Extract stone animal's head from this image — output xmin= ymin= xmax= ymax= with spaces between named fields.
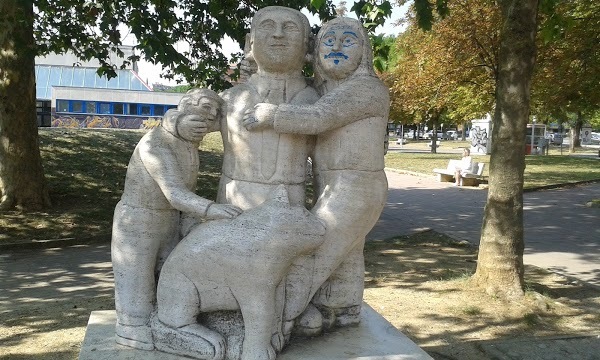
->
xmin=236 ymin=185 xmax=326 ymax=255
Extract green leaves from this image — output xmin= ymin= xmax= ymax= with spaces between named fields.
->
xmin=28 ymin=0 xmax=399 ymax=90
xmin=351 ymin=0 xmax=393 ymax=32
xmin=413 ymin=0 xmax=449 ymax=31
xmin=311 ymin=0 xmax=326 ymax=10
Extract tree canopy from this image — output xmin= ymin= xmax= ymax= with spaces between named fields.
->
xmin=387 ymin=1 xmax=500 ymax=133
xmin=31 ymin=0 xmax=396 ymax=90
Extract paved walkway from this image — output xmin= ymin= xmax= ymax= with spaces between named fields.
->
xmin=369 ymin=170 xmax=600 ymax=287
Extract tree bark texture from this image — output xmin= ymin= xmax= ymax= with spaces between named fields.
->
xmin=0 ymin=0 xmax=50 ymax=210
xmin=430 ymin=118 xmax=438 ymax=154
xmin=569 ymin=112 xmax=583 ymax=153
xmin=472 ymin=0 xmax=539 ymax=299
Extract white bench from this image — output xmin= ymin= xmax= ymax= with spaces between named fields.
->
xmin=427 ymin=141 xmax=441 ymax=148
xmin=433 ymin=159 xmax=485 ymax=186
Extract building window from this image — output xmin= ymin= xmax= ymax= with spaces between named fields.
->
xmin=114 ymin=103 xmax=125 ymax=115
xmin=140 ymin=104 xmax=152 ymax=116
xmin=86 ymin=102 xmax=96 ymax=113
xmin=72 ymin=100 xmax=84 ymax=113
xmin=128 ymin=103 xmax=139 ymax=115
xmin=56 ymin=100 xmax=69 ymax=112
xmin=99 ymin=103 xmax=111 ymax=114
xmin=36 ymin=100 xmax=51 ymax=127
xmin=154 ymin=105 xmax=165 ymax=116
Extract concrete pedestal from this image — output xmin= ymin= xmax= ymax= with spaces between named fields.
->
xmin=79 ymin=304 xmax=433 ymax=360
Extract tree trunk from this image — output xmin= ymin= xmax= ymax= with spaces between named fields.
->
xmin=430 ymin=118 xmax=438 ymax=154
xmin=0 ymin=0 xmax=50 ymax=211
xmin=569 ymin=112 xmax=583 ymax=153
xmin=471 ymin=0 xmax=539 ymax=299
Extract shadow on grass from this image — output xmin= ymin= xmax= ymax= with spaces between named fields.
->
xmin=364 ymin=234 xmax=600 ymax=359
xmin=0 ymin=351 xmax=78 ymax=360
xmin=1 ymin=129 xmax=224 ymax=243
xmin=364 ymin=231 xmax=477 ymax=292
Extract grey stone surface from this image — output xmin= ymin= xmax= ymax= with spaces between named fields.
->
xmin=79 ymin=305 xmax=433 ymax=360
xmin=154 ymin=186 xmax=326 ymax=360
xmin=243 ymin=16 xmax=390 ymax=332
xmin=140 ymin=9 xmax=391 ymax=359
xmin=111 ymin=89 xmax=242 ymax=351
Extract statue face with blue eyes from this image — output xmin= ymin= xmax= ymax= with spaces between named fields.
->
xmin=318 ymin=24 xmax=364 ymax=80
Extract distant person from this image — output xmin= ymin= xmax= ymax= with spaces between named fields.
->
xmin=455 ymin=148 xmax=473 ymax=186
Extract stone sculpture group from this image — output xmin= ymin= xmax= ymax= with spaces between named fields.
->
xmin=111 ymin=6 xmax=389 ymax=360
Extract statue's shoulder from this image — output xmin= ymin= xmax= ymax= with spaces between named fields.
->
xmin=220 ymin=82 xmax=257 ymax=102
xmin=351 ymin=75 xmax=389 ymax=100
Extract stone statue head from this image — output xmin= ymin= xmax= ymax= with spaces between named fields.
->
xmin=178 ymin=88 xmax=223 ymax=120
xmin=314 ymin=17 xmax=375 ymax=84
xmin=163 ymin=88 xmax=223 ymax=143
xmin=247 ymin=6 xmax=312 ymax=75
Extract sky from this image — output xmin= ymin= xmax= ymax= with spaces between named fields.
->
xmin=131 ymin=1 xmax=409 ymax=87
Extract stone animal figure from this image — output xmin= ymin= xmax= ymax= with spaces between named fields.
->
xmin=153 ymin=186 xmax=326 ymax=360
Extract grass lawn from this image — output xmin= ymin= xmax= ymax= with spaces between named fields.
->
xmin=1 ymin=129 xmax=599 ymax=244
xmin=0 ymin=128 xmax=224 ymax=244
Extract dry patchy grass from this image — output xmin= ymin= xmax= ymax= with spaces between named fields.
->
xmin=363 ymin=231 xmax=600 ymax=359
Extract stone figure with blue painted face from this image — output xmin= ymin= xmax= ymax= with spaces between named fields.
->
xmin=318 ymin=24 xmax=364 ymax=80
xmin=244 ymin=16 xmax=389 ymax=337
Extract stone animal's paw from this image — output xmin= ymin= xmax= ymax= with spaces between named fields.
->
xmin=179 ymin=325 xmax=226 ymax=360
xmin=152 ymin=319 xmax=226 ymax=360
xmin=209 ymin=334 xmax=226 ymax=360
xmin=271 ymin=331 xmax=285 ymax=352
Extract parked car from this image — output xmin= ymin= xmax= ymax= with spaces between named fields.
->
xmin=547 ymin=132 xmax=563 ymax=145
xmin=403 ymin=129 xmax=425 ymax=139
xmin=446 ymin=130 xmax=459 ymax=140
xmin=591 ymin=132 xmax=600 ymax=144
xmin=424 ymin=130 xmax=445 ymax=140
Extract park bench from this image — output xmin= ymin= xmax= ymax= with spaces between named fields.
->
xmin=427 ymin=140 xmax=441 ymax=148
xmin=433 ymin=159 xmax=485 ymax=186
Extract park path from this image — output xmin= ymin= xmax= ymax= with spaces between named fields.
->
xmin=368 ymin=170 xmax=600 ymax=286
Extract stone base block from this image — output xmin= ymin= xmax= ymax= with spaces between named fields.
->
xmin=79 ymin=304 xmax=433 ymax=360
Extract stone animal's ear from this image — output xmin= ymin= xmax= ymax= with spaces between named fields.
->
xmin=271 ymin=185 xmax=290 ymax=204
xmin=305 ymin=33 xmax=314 ymax=63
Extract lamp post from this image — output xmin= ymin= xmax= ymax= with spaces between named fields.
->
xmin=530 ymin=119 xmax=536 ymax=155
